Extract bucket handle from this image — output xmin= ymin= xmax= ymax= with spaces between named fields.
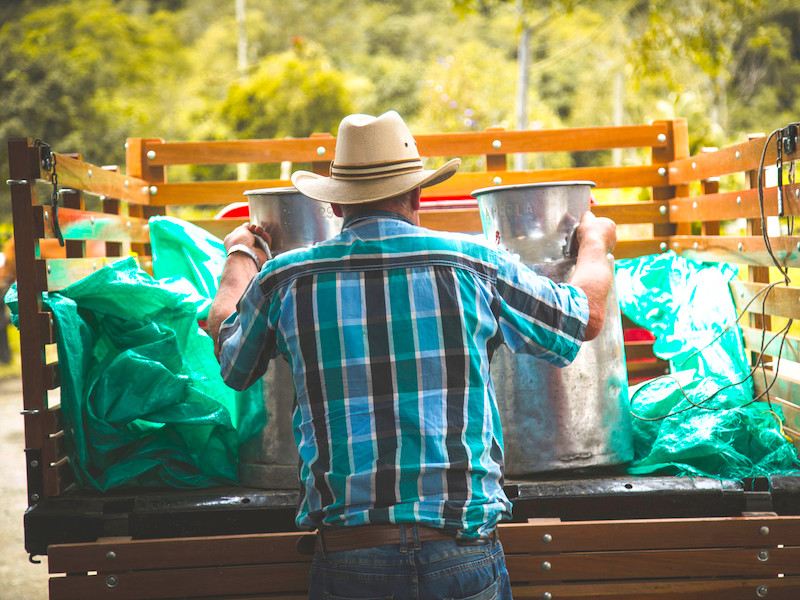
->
xmin=564 ymin=224 xmax=579 ymax=259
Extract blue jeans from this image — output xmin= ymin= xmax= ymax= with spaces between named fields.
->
xmin=308 ymin=524 xmax=512 ymax=599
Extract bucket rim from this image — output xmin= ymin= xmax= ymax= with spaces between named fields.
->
xmin=471 ymin=180 xmax=596 ymax=198
xmin=244 ymin=186 xmax=299 ymax=197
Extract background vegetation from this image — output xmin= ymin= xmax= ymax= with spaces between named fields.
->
xmin=1 ymin=0 xmax=800 ymax=222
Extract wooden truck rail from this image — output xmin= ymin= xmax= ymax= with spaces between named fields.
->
xmin=6 ymin=118 xmax=800 ymax=598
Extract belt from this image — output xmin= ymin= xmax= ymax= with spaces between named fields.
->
xmin=306 ymin=524 xmax=498 ymax=554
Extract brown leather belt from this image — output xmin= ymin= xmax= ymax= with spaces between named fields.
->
xmin=316 ymin=524 xmax=497 ymax=553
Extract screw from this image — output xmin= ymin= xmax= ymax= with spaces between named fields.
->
xmin=737 ymin=196 xmax=742 ymax=205
xmin=124 ymin=179 xmax=130 ymax=188
xmin=736 ymin=150 xmax=741 ymax=159
xmin=658 ymin=167 xmax=666 ymax=177
xmin=796 ymin=189 xmax=799 ymax=199
xmin=106 ymin=575 xmax=118 ymax=588
xmin=31 ymin=493 xmax=40 ymax=502
xmin=541 ymin=561 xmax=552 ymax=571
xmin=47 ymin=265 xmax=51 ymax=274
xmin=760 ymin=526 xmax=770 ymax=536
xmin=124 ymin=142 xmax=129 ymax=149
xmin=659 ymin=205 xmax=667 ymax=215
xmin=127 ymin=221 xmax=131 ymax=229
xmin=756 ymin=584 xmax=769 ymax=597
xmin=542 ymin=534 xmax=553 ymax=543
xmin=738 ymin=242 xmax=744 ymax=251
xmin=90 ymin=216 xmax=95 ymax=225
xmin=659 ymin=242 xmax=667 ymax=251
xmin=492 ymin=140 xmax=501 ymax=149
xmin=317 ymin=146 xmax=326 ymax=156
xmin=542 ymin=593 xmax=553 ymax=600
xmin=106 ymin=551 xmax=116 ymax=561
xmin=796 ymin=242 xmax=800 ymax=252
xmin=141 ymin=186 xmax=149 ymax=194
xmin=657 ymin=133 xmax=666 ymax=143
xmin=757 ymin=549 xmax=770 ymax=562
xmin=29 ymin=460 xmax=39 ymax=468
xmin=493 ymin=177 xmax=502 ymax=185
xmin=692 ymin=201 xmax=697 ymax=209
xmin=87 ymin=169 xmax=92 ymax=178
xmin=692 ymin=161 xmax=696 ymax=169
xmin=146 ymin=150 xmax=156 ymax=160
xmin=693 ymin=242 xmax=699 ymax=250
xmin=149 ymin=185 xmax=158 ymax=195
xmin=44 ymin=212 xmax=49 ymax=221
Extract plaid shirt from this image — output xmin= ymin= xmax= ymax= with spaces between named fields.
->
xmin=218 ymin=211 xmax=588 ymax=538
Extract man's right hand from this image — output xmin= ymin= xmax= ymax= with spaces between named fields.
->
xmin=575 ymin=211 xmax=616 ymax=256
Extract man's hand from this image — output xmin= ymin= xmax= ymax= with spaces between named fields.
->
xmin=224 ymin=223 xmax=272 ymax=265
xmin=570 ymin=211 xmax=617 ymax=341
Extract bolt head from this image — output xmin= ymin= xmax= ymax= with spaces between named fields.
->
xmin=760 ymin=526 xmax=770 ymax=536
xmin=736 ymin=196 xmax=742 ymax=205
xmin=692 ymin=201 xmax=697 ymax=209
xmin=106 ymin=551 xmax=116 ymax=560
xmin=493 ymin=176 xmax=502 ymax=185
xmin=541 ymin=561 xmax=552 ymax=571
xmin=124 ymin=179 xmax=130 ymax=188
xmin=31 ymin=493 xmax=40 ymax=502
xmin=317 ymin=146 xmax=326 ymax=156
xmin=658 ymin=167 xmax=666 ymax=177
xmin=691 ymin=162 xmax=696 ymax=169
xmin=657 ymin=133 xmax=666 ymax=143
xmin=146 ymin=150 xmax=156 ymax=160
xmin=757 ymin=549 xmax=770 ymax=562
xmin=492 ymin=139 xmax=501 ymax=149
xmin=736 ymin=150 xmax=741 ymax=159
xmin=796 ymin=189 xmax=799 ymax=199
xmin=738 ymin=243 xmax=743 ymax=251
xmin=756 ymin=584 xmax=769 ymax=597
xmin=542 ymin=533 xmax=553 ymax=543
xmin=30 ymin=460 xmax=39 ymax=468
xmin=542 ymin=593 xmax=553 ymax=600
xmin=87 ymin=169 xmax=93 ymax=178
xmin=149 ymin=185 xmax=158 ymax=195
xmin=659 ymin=242 xmax=667 ymax=252
xmin=106 ymin=575 xmax=119 ymax=588
xmin=659 ymin=205 xmax=667 ymax=215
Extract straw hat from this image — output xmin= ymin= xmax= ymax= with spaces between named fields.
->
xmin=291 ymin=111 xmax=460 ymax=204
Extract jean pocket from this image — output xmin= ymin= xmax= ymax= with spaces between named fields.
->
xmin=443 ymin=576 xmax=498 ymax=600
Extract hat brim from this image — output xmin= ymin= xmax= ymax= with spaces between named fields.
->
xmin=291 ymin=158 xmax=460 ymax=204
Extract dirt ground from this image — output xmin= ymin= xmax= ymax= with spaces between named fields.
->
xmin=0 ymin=376 xmax=49 ymax=599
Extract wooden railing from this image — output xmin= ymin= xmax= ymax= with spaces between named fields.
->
xmin=8 ymin=118 xmax=800 ymax=504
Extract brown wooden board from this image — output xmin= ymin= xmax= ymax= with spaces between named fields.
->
xmin=672 ymin=234 xmax=800 ymax=267
xmin=43 ymin=153 xmax=152 ymax=205
xmin=730 ymin=281 xmax=800 ymax=320
xmin=35 ymin=207 xmax=150 ymax=244
xmin=668 ymin=183 xmax=800 ymax=222
xmin=43 ymin=256 xmax=142 ymax=291
xmin=741 ymin=326 xmax=800 ymax=363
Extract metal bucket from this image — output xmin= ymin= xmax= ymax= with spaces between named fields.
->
xmin=238 ymin=187 xmax=343 ymax=489
xmin=473 ymin=182 xmax=633 ymax=475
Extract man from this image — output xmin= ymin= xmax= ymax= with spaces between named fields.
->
xmin=208 ymin=111 xmax=616 ymax=599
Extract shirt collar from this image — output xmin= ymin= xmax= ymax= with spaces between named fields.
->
xmin=342 ymin=209 xmax=415 ymax=230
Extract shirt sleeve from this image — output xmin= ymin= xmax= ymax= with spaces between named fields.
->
xmin=493 ymin=251 xmax=589 ymax=367
xmin=217 ymin=273 xmax=278 ymax=391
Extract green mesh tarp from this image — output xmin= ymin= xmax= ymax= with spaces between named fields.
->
xmin=615 ymin=251 xmax=799 ymax=480
xmin=5 ymin=217 xmax=265 ymax=490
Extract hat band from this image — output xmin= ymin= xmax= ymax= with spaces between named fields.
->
xmin=331 ymin=158 xmax=423 ymax=181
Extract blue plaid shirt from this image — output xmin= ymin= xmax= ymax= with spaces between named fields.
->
xmin=218 ymin=211 xmax=589 ymax=538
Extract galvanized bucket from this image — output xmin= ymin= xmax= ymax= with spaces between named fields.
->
xmin=238 ymin=187 xmax=343 ymax=489
xmin=473 ymin=182 xmax=633 ymax=475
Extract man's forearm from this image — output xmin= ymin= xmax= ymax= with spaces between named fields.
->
xmin=570 ymin=236 xmax=613 ymax=341
xmin=208 ymin=254 xmax=259 ymax=348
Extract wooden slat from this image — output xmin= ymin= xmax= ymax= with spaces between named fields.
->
xmin=499 ymin=517 xmax=800 ymax=553
xmin=141 ymin=125 xmax=668 ymax=167
xmin=752 ymin=368 xmax=800 ymax=403
xmin=624 ymin=340 xmax=658 ymax=361
xmin=672 ymin=234 xmax=800 ymax=267
xmin=741 ymin=326 xmax=800 ymax=363
xmin=668 ymin=134 xmax=799 ymax=185
xmin=34 ymin=206 xmax=150 ymax=244
xmin=505 ymin=547 xmax=800 ymax=582
xmin=44 ymin=256 xmax=141 ymax=291
xmin=668 ymin=183 xmax=800 ymax=222
xmin=593 ymin=201 xmax=669 ymax=225
xmin=730 ymin=280 xmax=800 ymax=320
xmin=48 ymin=532 xmax=311 ymax=573
xmin=48 ymin=562 xmax=312 ymax=600
xmin=43 ymin=153 xmax=152 ymax=205
xmin=512 ymin=578 xmax=800 ymax=600
xmin=626 ymin=359 xmax=670 ymax=379
xmin=615 ymin=238 xmax=667 ymax=259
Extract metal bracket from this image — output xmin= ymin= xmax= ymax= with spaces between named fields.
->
xmin=24 ymin=448 xmax=44 ymax=506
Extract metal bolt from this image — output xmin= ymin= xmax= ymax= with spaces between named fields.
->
xmin=90 ymin=216 xmax=95 ymax=225
xmin=738 ymin=242 xmax=744 ymax=251
xmin=736 ymin=150 xmax=741 ymax=159
xmin=141 ymin=186 xmax=149 ymax=194
xmin=736 ymin=196 xmax=742 ymax=205
xmin=146 ymin=150 xmax=156 ymax=160
xmin=760 ymin=526 xmax=770 ymax=536
xmin=796 ymin=242 xmax=800 ymax=252
xmin=44 ymin=212 xmax=49 ymax=221
xmin=657 ymin=133 xmax=666 ymax=143
xmin=542 ymin=593 xmax=553 ymax=600
xmin=659 ymin=205 xmax=667 ymax=215
xmin=29 ymin=460 xmax=39 ymax=468
xmin=106 ymin=575 xmax=118 ymax=589
xmin=692 ymin=161 xmax=696 ymax=169
xmin=106 ymin=551 xmax=116 ymax=561
xmin=658 ymin=167 xmax=666 ymax=177
xmin=47 ymin=265 xmax=51 ymax=274
xmin=149 ymin=185 xmax=158 ymax=195
xmin=124 ymin=179 xmax=130 ymax=188
xmin=693 ymin=242 xmax=699 ymax=250
xmin=796 ymin=189 xmax=799 ymax=199
xmin=124 ymin=142 xmax=129 ymax=149
xmin=492 ymin=139 xmax=502 ymax=149
xmin=757 ymin=549 xmax=770 ymax=562
xmin=127 ymin=221 xmax=131 ymax=229
xmin=31 ymin=493 xmax=40 ymax=502
xmin=493 ymin=176 xmax=502 ymax=185
xmin=317 ymin=146 xmax=326 ymax=156
xmin=692 ymin=201 xmax=697 ymax=209
xmin=757 ymin=584 xmax=769 ymax=597
xmin=87 ymin=169 xmax=92 ymax=178
xmin=542 ymin=534 xmax=553 ymax=543
xmin=541 ymin=561 xmax=552 ymax=571
xmin=659 ymin=242 xmax=667 ymax=251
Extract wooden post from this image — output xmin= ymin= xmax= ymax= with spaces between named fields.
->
xmin=126 ymin=138 xmax=165 ymax=258
xmin=651 ymin=119 xmax=689 ymax=241
xmin=310 ymin=132 xmax=335 ymax=176
xmin=745 ymin=133 xmax=771 ymax=350
xmin=485 ymin=127 xmax=508 ymax=173
xmin=700 ymin=147 xmax=721 ymax=236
